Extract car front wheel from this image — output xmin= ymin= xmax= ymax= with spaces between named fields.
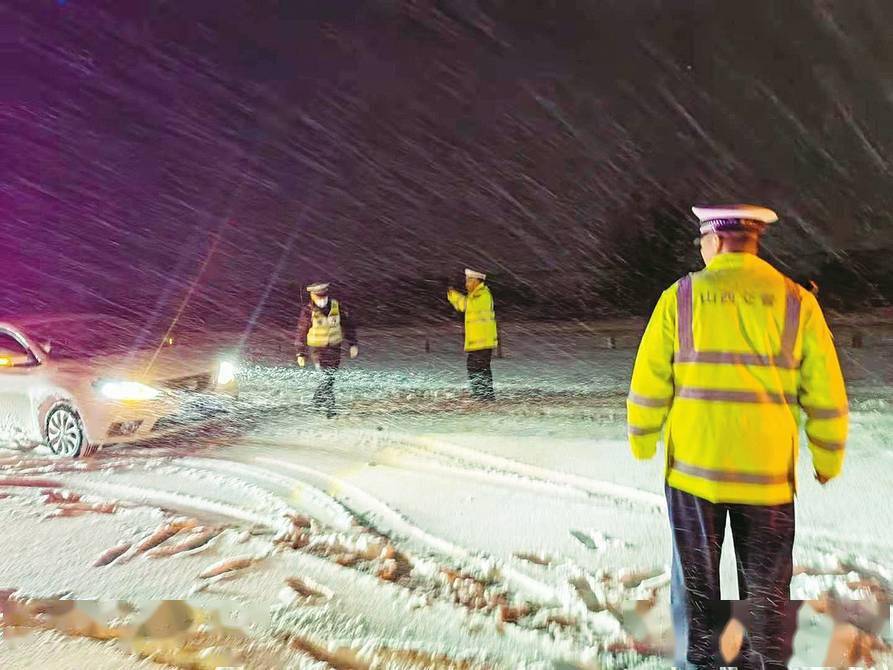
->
xmin=46 ymin=405 xmax=94 ymax=458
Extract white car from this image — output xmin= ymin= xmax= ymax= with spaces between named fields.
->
xmin=0 ymin=314 xmax=239 ymax=457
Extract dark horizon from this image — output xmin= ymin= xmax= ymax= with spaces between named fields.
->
xmin=4 ymin=0 xmax=893 ymax=328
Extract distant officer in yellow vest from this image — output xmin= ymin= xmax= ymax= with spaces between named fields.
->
xmin=447 ymin=268 xmax=498 ymax=401
xmin=627 ymin=204 xmax=848 ymax=670
xmin=295 ymin=282 xmax=358 ymax=417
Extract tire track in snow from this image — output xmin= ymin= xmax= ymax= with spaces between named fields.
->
xmin=74 ymin=450 xmax=569 ymax=609
xmin=168 ymin=456 xmax=355 ymax=531
xmin=350 ymin=430 xmax=666 ymax=510
xmin=38 ymin=454 xmax=352 ymax=534
xmin=254 ymin=455 xmax=563 ymax=606
xmin=349 ymin=431 xmax=893 ymax=554
xmin=232 ymin=431 xmax=893 ymax=557
xmin=50 ymin=477 xmax=278 ymax=528
xmin=155 ymin=452 xmax=628 ymax=641
xmin=83 ymin=428 xmax=890 ymax=611
xmin=229 ymin=430 xmax=665 ymax=512
xmin=46 ymin=458 xmax=565 ymax=609
xmin=369 ymin=449 xmax=596 ymax=502
xmin=84 ymin=449 xmax=606 ymax=626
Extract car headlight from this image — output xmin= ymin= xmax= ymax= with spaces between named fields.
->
xmin=97 ymin=380 xmax=161 ymax=401
xmin=217 ymin=361 xmax=236 ymax=386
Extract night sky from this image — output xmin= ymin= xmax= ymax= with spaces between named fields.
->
xmin=3 ymin=0 xmax=893 ymax=328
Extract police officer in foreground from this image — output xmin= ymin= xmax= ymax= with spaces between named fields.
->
xmin=447 ymin=268 xmax=498 ymax=401
xmin=295 ymin=282 xmax=358 ymax=417
xmin=627 ymin=205 xmax=849 ymax=669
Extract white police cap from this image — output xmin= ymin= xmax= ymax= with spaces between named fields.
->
xmin=692 ymin=204 xmax=778 ymax=235
xmin=464 ymin=268 xmax=486 ymax=280
xmin=306 ymin=282 xmax=330 ymax=294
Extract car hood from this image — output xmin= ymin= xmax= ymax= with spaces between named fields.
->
xmin=49 ymin=343 xmax=233 ymax=385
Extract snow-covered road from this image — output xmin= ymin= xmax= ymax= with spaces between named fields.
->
xmin=1 ymin=332 xmax=892 ymax=668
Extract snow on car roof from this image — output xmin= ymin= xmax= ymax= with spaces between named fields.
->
xmin=0 ymin=315 xmax=137 ymax=342
xmin=6 ymin=315 xmax=158 ymax=359
xmin=8 ymin=314 xmax=132 ymax=329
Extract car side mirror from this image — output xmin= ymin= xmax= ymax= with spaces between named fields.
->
xmin=42 ymin=341 xmax=53 ymax=354
xmin=0 ymin=351 xmax=35 ymax=368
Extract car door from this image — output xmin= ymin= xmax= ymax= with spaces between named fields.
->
xmin=0 ymin=329 xmax=41 ymax=444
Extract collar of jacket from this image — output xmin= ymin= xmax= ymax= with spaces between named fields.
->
xmin=310 ymin=300 xmax=333 ymax=315
xmin=470 ymin=284 xmax=487 ymax=297
xmin=705 ymin=252 xmax=772 ymax=272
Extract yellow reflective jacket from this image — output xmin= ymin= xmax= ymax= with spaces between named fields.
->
xmin=306 ymin=299 xmax=343 ymax=348
xmin=627 ymin=253 xmax=848 ymax=505
xmin=448 ymin=284 xmax=498 ymax=351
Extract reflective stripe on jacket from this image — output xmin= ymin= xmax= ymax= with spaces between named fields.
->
xmin=448 ymin=284 xmax=498 ymax=351
xmin=306 ymin=299 xmax=344 ymax=348
xmin=627 ymin=253 xmax=848 ymax=505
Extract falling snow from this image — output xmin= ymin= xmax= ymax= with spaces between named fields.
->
xmin=2 ymin=1 xmax=893 ymax=668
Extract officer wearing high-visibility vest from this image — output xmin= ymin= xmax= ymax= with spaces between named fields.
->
xmin=295 ymin=282 xmax=358 ymax=417
xmin=627 ymin=204 xmax=848 ymax=670
xmin=447 ymin=269 xmax=498 ymax=401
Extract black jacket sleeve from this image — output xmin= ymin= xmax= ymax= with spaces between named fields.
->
xmin=340 ymin=303 xmax=358 ymax=347
xmin=294 ymin=304 xmax=312 ymax=356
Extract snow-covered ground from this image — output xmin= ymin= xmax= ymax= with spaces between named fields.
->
xmin=1 ymin=323 xmax=891 ymax=668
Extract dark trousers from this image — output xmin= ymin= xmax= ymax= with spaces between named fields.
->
xmin=466 ymin=348 xmax=495 ymax=400
xmin=666 ymin=485 xmax=797 ymax=670
xmin=310 ymin=347 xmax=341 ymax=417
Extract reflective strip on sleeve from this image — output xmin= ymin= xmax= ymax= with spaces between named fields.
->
xmin=801 ymin=405 xmax=849 ymax=419
xmin=628 ymin=392 xmax=674 ymax=408
xmin=671 ymin=460 xmax=792 ymax=485
xmin=628 ymin=425 xmax=663 ymax=436
xmin=807 ymin=435 xmax=846 ymax=452
xmin=675 ymin=387 xmax=797 ymax=405
xmin=780 ymin=280 xmax=802 ymax=362
xmin=677 ymin=274 xmax=694 ymax=352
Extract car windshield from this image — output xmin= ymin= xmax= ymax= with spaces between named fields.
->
xmin=25 ymin=319 xmax=153 ymax=360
